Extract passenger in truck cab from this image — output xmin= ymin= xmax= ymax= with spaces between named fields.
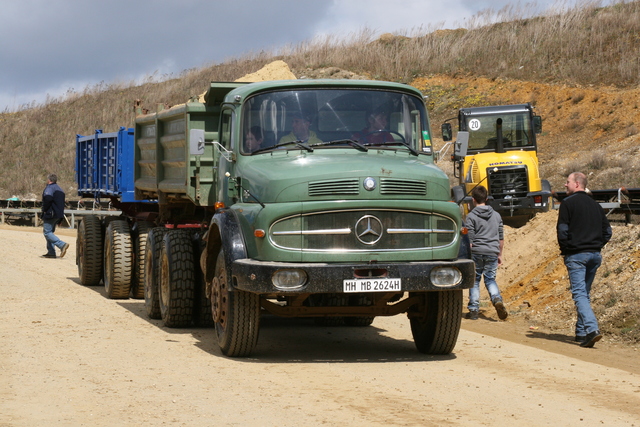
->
xmin=279 ymin=111 xmax=322 ymax=145
xmin=353 ymin=108 xmax=395 ymax=145
xmin=244 ymin=126 xmax=265 ymax=152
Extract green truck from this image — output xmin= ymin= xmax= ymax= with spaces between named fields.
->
xmin=77 ymin=79 xmax=474 ymax=357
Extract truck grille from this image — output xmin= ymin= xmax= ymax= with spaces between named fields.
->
xmin=309 ymin=179 xmax=359 ymax=196
xmin=380 ymin=178 xmax=427 ymax=195
xmin=269 ymin=209 xmax=457 ymax=252
xmin=488 ymin=166 xmax=528 ymax=198
xmin=308 ymin=178 xmax=427 ymax=196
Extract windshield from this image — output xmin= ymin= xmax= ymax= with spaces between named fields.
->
xmin=463 ymin=112 xmax=535 ymax=152
xmin=240 ymin=88 xmax=430 ymax=154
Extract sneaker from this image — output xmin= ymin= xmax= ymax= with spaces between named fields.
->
xmin=465 ymin=310 xmax=479 ymax=320
xmin=60 ymin=243 xmax=70 ymax=258
xmin=580 ymin=330 xmax=602 ymax=348
xmin=41 ymin=253 xmax=56 ymax=258
xmin=493 ymin=299 xmax=508 ymax=320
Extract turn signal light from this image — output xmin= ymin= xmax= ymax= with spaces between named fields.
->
xmin=254 ymin=229 xmax=265 ymax=238
xmin=214 ymin=201 xmax=225 ymax=210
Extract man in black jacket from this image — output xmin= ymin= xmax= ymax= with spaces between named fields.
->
xmin=557 ymin=172 xmax=612 ymax=348
xmin=41 ymin=174 xmax=69 ymax=258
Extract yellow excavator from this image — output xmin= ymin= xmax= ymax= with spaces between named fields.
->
xmin=441 ymin=103 xmax=552 ymax=227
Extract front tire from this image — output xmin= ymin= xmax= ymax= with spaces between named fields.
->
xmin=77 ymin=216 xmax=103 ymax=286
xmin=211 ymin=250 xmax=260 ymax=357
xmin=103 ymin=220 xmax=133 ymax=299
xmin=410 ymin=290 xmax=462 ymax=355
xmin=159 ymin=230 xmax=195 ymax=327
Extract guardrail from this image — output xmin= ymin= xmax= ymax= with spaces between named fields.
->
xmin=0 ymin=199 xmax=121 ymax=228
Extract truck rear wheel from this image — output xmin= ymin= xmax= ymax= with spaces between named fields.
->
xmin=131 ymin=221 xmax=152 ymax=299
xmin=211 ymin=250 xmax=260 ymax=357
xmin=103 ymin=220 xmax=133 ymax=299
xmin=191 ymin=232 xmax=213 ymax=327
xmin=344 ymin=295 xmax=375 ymax=326
xmin=410 ymin=290 xmax=462 ymax=355
xmin=159 ymin=230 xmax=195 ymax=327
xmin=77 ymin=216 xmax=103 ymax=286
xmin=144 ymin=227 xmax=165 ymax=319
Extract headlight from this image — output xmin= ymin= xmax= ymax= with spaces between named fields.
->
xmin=430 ymin=267 xmax=462 ymax=287
xmin=272 ymin=269 xmax=308 ymax=290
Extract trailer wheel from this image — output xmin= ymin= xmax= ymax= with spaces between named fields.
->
xmin=131 ymin=221 xmax=153 ymax=299
xmin=76 ymin=216 xmax=103 ymax=286
xmin=144 ymin=227 xmax=166 ymax=319
xmin=410 ymin=290 xmax=462 ymax=355
xmin=103 ymin=220 xmax=133 ymax=299
xmin=158 ymin=230 xmax=195 ymax=328
xmin=211 ymin=250 xmax=260 ymax=357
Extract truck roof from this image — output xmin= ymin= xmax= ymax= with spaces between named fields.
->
xmin=459 ymin=103 xmax=533 ymax=116
xmin=206 ymin=79 xmax=425 ymax=106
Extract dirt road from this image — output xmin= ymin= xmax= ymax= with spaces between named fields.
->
xmin=2 ymin=225 xmax=639 ymax=426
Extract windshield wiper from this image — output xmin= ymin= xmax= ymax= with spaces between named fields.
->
xmin=252 ymin=140 xmax=313 ymax=155
xmin=310 ymin=139 xmax=368 ymax=152
xmin=370 ymin=140 xmax=419 ymax=156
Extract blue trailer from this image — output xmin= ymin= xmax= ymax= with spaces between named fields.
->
xmin=75 ymin=127 xmax=158 ymax=302
xmin=76 ymin=127 xmax=137 ymax=202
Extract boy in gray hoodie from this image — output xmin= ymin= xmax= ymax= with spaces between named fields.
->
xmin=465 ymin=185 xmax=508 ymax=320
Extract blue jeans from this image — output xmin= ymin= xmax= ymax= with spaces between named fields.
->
xmin=564 ymin=252 xmax=602 ymax=336
xmin=43 ymin=218 xmax=66 ymax=255
xmin=468 ymin=254 xmax=503 ymax=311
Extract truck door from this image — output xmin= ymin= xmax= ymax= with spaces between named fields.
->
xmin=216 ymin=108 xmax=237 ymax=207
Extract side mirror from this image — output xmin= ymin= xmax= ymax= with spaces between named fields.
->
xmin=441 ymin=123 xmax=452 ymax=142
xmin=190 ymin=129 xmax=205 ymax=155
xmin=454 ymin=131 xmax=469 ymax=158
xmin=533 ymin=115 xmax=542 ymax=134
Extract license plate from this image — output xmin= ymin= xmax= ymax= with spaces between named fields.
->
xmin=343 ymin=278 xmax=402 ymax=293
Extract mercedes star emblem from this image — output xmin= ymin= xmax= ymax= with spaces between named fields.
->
xmin=355 ymin=215 xmax=383 ymax=245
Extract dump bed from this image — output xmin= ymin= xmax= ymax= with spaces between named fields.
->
xmin=134 ymin=83 xmax=242 ymax=206
xmin=76 ymin=127 xmax=137 ymax=202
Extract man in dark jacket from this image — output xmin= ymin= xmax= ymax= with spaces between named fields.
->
xmin=465 ymin=185 xmax=508 ymax=321
xmin=557 ymin=172 xmax=612 ymax=348
xmin=41 ymin=174 xmax=69 ymax=258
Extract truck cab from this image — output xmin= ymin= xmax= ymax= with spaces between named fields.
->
xmin=442 ymin=103 xmax=551 ymax=227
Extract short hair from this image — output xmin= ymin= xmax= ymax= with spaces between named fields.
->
xmin=48 ymin=173 xmax=58 ymax=183
xmin=248 ymin=126 xmax=263 ymax=140
xmin=471 ymin=185 xmax=488 ymax=204
xmin=570 ymin=172 xmax=588 ymax=189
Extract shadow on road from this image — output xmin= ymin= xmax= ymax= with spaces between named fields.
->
xmin=71 ymin=279 xmax=459 ymax=363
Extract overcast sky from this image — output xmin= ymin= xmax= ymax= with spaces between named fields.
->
xmin=0 ymin=0 xmax=576 ymax=112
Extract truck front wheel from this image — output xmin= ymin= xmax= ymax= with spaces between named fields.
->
xmin=409 ymin=290 xmax=462 ymax=355
xmin=77 ymin=216 xmax=103 ymax=286
xmin=211 ymin=250 xmax=260 ymax=357
xmin=103 ymin=220 xmax=133 ymax=299
xmin=159 ymin=230 xmax=195 ymax=327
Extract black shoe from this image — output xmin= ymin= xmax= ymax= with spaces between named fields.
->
xmin=575 ymin=335 xmax=586 ymax=343
xmin=60 ymin=243 xmax=70 ymax=258
xmin=41 ymin=253 xmax=56 ymax=258
xmin=465 ymin=311 xmax=479 ymax=320
xmin=493 ymin=299 xmax=508 ymax=320
xmin=580 ymin=330 xmax=602 ymax=348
